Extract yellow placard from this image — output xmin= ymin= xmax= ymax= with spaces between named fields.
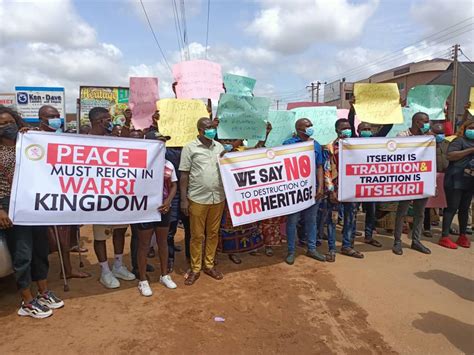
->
xmin=354 ymin=83 xmax=403 ymax=124
xmin=469 ymin=87 xmax=474 ymax=115
xmin=157 ymin=98 xmax=209 ymax=147
xmin=445 ymin=135 xmax=457 ymax=142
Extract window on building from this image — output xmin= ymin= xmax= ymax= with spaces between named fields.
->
xmin=394 ymin=67 xmax=410 ymax=76
xmin=345 ymin=92 xmax=354 ymax=100
xmin=397 ymin=82 xmax=405 ymax=91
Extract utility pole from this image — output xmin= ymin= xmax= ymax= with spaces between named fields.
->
xmin=276 ymin=99 xmax=280 ymax=110
xmin=306 ymin=81 xmax=327 ymax=103
xmin=451 ymin=44 xmax=460 ymax=125
xmin=306 ymin=82 xmax=316 ymax=102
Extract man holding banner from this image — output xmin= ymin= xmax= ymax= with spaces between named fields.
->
xmin=283 ymin=118 xmax=326 ymax=264
xmin=38 ymin=105 xmax=91 ymax=280
xmin=88 ymin=107 xmax=136 ymax=288
xmin=180 ymin=117 xmax=226 ymax=286
xmin=324 ymin=118 xmax=365 ymax=259
xmin=393 ymin=112 xmax=433 ymax=255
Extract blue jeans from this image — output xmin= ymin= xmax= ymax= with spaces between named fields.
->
xmin=363 ymin=202 xmax=376 ymax=240
xmin=342 ymin=202 xmax=356 ymax=248
xmin=286 ymin=202 xmax=320 ymax=254
xmin=319 ymin=199 xmax=337 ymax=252
xmin=5 ymin=225 xmax=49 ymax=290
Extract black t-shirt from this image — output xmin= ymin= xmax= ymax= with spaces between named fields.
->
xmin=445 ymin=137 xmax=474 ymax=190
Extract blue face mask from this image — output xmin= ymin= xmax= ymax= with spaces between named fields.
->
xmin=435 ymin=134 xmax=446 ymax=143
xmin=465 ymin=129 xmax=474 ymax=140
xmin=340 ymin=129 xmax=352 ymax=138
xmin=48 ymin=118 xmax=62 ymax=133
xmin=360 ymin=130 xmax=373 ymax=137
xmin=104 ymin=121 xmax=113 ymax=133
xmin=299 ymin=127 xmax=314 ymax=137
xmin=204 ymin=128 xmax=217 ymax=140
xmin=420 ymin=122 xmax=430 ymax=133
xmin=223 ymin=144 xmax=233 ymax=152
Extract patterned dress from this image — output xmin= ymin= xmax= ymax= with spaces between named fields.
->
xmin=218 ymin=205 xmax=263 ymax=253
xmin=0 ymin=145 xmax=15 ymax=209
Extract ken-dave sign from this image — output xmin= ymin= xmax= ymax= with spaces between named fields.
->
xmin=9 ymin=131 xmax=165 ymax=225
xmin=219 ymin=141 xmax=316 ymax=226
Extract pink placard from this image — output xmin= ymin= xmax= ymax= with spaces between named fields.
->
xmin=129 ymin=77 xmax=159 ymax=130
xmin=173 ymin=60 xmax=224 ymax=102
xmin=426 ymin=173 xmax=447 ymax=208
xmin=337 ymin=109 xmax=361 ymax=129
xmin=286 ymin=102 xmax=328 ymax=110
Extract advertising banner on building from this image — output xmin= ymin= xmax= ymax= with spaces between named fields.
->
xmin=79 ymin=86 xmax=129 ymax=126
xmin=338 ymin=136 xmax=436 ymax=202
xmin=9 ymin=131 xmax=165 ymax=225
xmin=15 ymin=86 xmax=65 ymax=123
xmin=0 ymin=93 xmax=16 ymax=108
xmin=219 ymin=141 xmax=316 ymax=226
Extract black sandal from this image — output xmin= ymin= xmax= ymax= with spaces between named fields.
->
xmin=341 ymin=247 xmax=364 ymax=259
xmin=364 ymin=239 xmax=382 ymax=248
xmin=326 ymin=251 xmax=336 ymax=263
xmin=228 ymin=254 xmax=242 ymax=264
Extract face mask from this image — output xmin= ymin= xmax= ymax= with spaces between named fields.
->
xmin=204 ymin=128 xmax=217 ymax=140
xmin=299 ymin=127 xmax=314 ymax=137
xmin=340 ymin=129 xmax=352 ymax=138
xmin=465 ymin=129 xmax=474 ymax=140
xmin=435 ymin=134 xmax=446 ymax=143
xmin=103 ymin=121 xmax=114 ymax=133
xmin=0 ymin=123 xmax=19 ymax=140
xmin=47 ymin=118 xmax=63 ymax=133
xmin=420 ymin=122 xmax=430 ymax=133
xmin=223 ymin=144 xmax=233 ymax=152
xmin=360 ymin=130 xmax=373 ymax=138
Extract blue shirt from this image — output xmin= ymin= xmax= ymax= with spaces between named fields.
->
xmin=282 ymin=136 xmax=323 ymax=167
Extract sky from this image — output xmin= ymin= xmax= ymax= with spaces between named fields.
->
xmin=0 ymin=0 xmax=473 ymax=112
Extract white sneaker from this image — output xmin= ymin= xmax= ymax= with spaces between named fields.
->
xmin=100 ymin=271 xmax=120 ymax=289
xmin=138 ymin=280 xmax=153 ymax=297
xmin=112 ymin=265 xmax=136 ymax=281
xmin=18 ymin=299 xmax=53 ymax=319
xmin=160 ymin=274 xmax=177 ymax=289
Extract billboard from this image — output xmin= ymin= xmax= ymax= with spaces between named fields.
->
xmin=79 ymin=86 xmax=129 ymax=126
xmin=324 ymin=80 xmax=341 ymax=103
xmin=15 ymin=86 xmax=66 ymax=123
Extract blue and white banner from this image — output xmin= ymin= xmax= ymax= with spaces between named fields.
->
xmin=15 ymin=86 xmax=66 ymax=123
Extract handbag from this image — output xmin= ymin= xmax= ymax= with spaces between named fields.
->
xmin=0 ymin=230 xmax=13 ymax=278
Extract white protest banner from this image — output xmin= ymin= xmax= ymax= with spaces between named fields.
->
xmin=9 ymin=131 xmax=165 ymax=225
xmin=219 ymin=141 xmax=316 ymax=226
xmin=15 ymin=86 xmax=66 ymax=123
xmin=129 ymin=77 xmax=159 ymax=130
xmin=338 ymin=136 xmax=436 ymax=202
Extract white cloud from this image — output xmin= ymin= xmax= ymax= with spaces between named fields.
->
xmin=410 ymin=0 xmax=473 ymax=32
xmin=0 ymin=0 xmax=133 ymax=111
xmin=0 ymin=0 xmax=96 ymax=48
xmin=247 ymin=0 xmax=379 ymax=54
xmin=129 ymin=0 xmax=202 ymax=26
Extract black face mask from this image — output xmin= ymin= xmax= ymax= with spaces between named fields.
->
xmin=0 ymin=123 xmax=19 ymax=140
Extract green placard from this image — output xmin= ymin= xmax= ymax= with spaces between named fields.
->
xmin=407 ymin=85 xmax=452 ymax=120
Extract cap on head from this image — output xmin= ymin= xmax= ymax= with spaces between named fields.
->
xmin=145 ymin=130 xmax=171 ymax=142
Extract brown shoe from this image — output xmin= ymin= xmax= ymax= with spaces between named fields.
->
xmin=184 ymin=271 xmax=200 ymax=286
xmin=204 ymin=267 xmax=224 ymax=280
